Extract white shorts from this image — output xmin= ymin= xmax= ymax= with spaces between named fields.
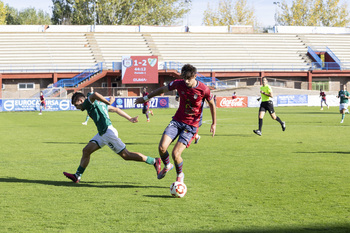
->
xmin=90 ymin=125 xmax=126 ymax=154
xmin=340 ymin=103 xmax=348 ymax=111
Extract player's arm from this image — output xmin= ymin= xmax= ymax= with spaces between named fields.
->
xmin=135 ymin=85 xmax=169 ymax=104
xmin=108 ymin=106 xmax=138 ymax=123
xmin=260 ymin=89 xmax=273 ymax=98
xmin=89 ymin=92 xmax=113 ymax=105
xmin=207 ymin=98 xmax=217 ymax=137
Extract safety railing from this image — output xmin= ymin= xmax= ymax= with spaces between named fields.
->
xmin=163 ymin=61 xmax=311 ymax=72
xmin=307 ymin=46 xmax=323 ymax=68
xmin=0 ymin=63 xmax=95 ymax=73
xmin=53 ymin=63 xmax=103 ymax=88
xmin=311 ymin=62 xmax=343 ymax=70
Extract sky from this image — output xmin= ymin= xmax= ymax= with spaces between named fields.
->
xmin=0 ymin=0 xmax=346 ymax=27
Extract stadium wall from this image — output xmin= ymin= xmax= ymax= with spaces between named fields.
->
xmin=0 ymin=95 xmax=341 ymax=112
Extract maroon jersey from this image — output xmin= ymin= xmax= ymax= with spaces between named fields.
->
xmin=168 ymin=79 xmax=213 ymax=127
xmin=142 ymin=92 xmax=150 ymax=106
xmin=40 ymin=94 xmax=45 ymax=102
xmin=320 ymin=91 xmax=326 ymax=100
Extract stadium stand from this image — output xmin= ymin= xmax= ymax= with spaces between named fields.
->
xmin=1 ymin=26 xmax=350 ymax=99
xmin=148 ymin=33 xmax=310 ymax=71
xmin=93 ymin=33 xmax=153 ymax=69
xmin=301 ymin=34 xmax=350 ymax=65
xmin=0 ymin=32 xmax=96 ymax=73
xmin=2 ymin=31 xmax=350 ymax=73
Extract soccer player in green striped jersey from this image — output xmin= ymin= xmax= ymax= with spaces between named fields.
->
xmin=337 ymin=85 xmax=350 ymax=124
xmin=63 ymin=92 xmax=161 ymax=183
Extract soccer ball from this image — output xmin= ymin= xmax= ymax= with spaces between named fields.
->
xmin=170 ymin=182 xmax=187 ymax=198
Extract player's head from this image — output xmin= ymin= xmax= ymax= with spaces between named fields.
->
xmin=320 ymin=89 xmax=322 ymax=92
xmin=71 ymin=92 xmax=86 ymax=110
xmin=262 ymin=77 xmax=268 ymax=86
xmin=40 ymin=91 xmax=43 ymax=95
xmin=181 ymin=64 xmax=197 ymax=87
xmin=143 ymin=86 xmax=147 ymax=92
xmin=343 ymin=85 xmax=347 ymax=90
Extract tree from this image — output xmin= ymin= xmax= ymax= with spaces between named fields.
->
xmin=277 ymin=0 xmax=350 ymax=27
xmin=203 ymin=0 xmax=258 ymax=27
xmin=51 ymin=0 xmax=189 ymax=25
xmin=5 ymin=6 xmax=51 ymax=25
xmin=51 ymin=0 xmax=74 ymax=25
xmin=0 ymin=0 xmax=6 ymax=24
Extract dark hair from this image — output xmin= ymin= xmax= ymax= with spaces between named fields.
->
xmin=181 ymin=64 xmax=197 ymax=79
xmin=71 ymin=92 xmax=85 ymax=104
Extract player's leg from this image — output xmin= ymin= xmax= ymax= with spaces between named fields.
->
xmin=340 ymin=108 xmax=345 ymax=123
xmin=172 ymin=124 xmax=197 ymax=182
xmin=157 ymin=133 xmax=175 ymax=179
xmin=259 ymin=111 xmax=265 ymax=130
xmin=194 ymin=133 xmax=200 ymax=144
xmin=172 ymin=141 xmax=186 ymax=183
xmin=103 ymin=125 xmax=161 ymax=175
xmin=39 ymin=103 xmax=42 ymax=115
xmin=118 ymin=148 xmax=161 ymax=175
xmin=82 ymin=114 xmax=89 ymax=125
xmin=253 ymin=110 xmax=265 ymax=136
xmin=63 ymin=141 xmax=100 ymax=183
xmin=270 ymin=110 xmax=285 ymax=131
xmin=146 ymin=111 xmax=149 ymax=122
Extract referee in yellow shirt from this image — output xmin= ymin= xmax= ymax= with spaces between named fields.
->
xmin=253 ymin=77 xmax=286 ymax=136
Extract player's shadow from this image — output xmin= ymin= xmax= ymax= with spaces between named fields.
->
xmin=188 ymin=226 xmax=350 ymax=233
xmin=214 ymin=134 xmax=251 ymax=137
xmin=43 ymin=141 xmax=87 ymax=145
xmin=295 ymin=151 xmax=350 ymax=155
xmin=43 ymin=142 xmax=158 ymax=146
xmin=144 ymin=195 xmax=173 ymax=199
xmin=0 ymin=177 xmax=164 ymax=189
xmin=124 ymin=142 xmax=159 ymax=145
xmin=292 ymin=111 xmax=338 ymax=115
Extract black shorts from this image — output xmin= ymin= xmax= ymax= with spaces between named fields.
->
xmin=142 ymin=105 xmax=149 ymax=114
xmin=259 ymin=101 xmax=275 ymax=114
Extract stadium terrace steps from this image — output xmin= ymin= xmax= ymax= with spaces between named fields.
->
xmin=0 ymin=32 xmax=96 ymax=72
xmin=0 ymin=32 xmax=349 ymax=72
xmin=300 ymin=34 xmax=350 ymax=63
xmin=149 ymin=33 xmax=308 ymax=70
xmin=94 ymin=32 xmax=153 ymax=69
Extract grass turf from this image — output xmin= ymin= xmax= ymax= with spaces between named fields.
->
xmin=0 ymin=107 xmax=349 ymax=232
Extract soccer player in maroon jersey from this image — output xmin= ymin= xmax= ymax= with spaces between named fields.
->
xmin=142 ymin=87 xmax=153 ymax=122
xmin=39 ymin=91 xmax=46 ymax=115
xmin=319 ymin=89 xmax=329 ymax=110
xmin=135 ymin=64 xmax=216 ymax=183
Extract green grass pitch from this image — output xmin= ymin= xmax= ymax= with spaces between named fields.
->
xmin=0 ymin=107 xmax=349 ymax=232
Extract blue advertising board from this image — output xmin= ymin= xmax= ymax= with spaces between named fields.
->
xmin=1 ymin=99 xmax=72 ymax=111
xmin=0 ymin=97 xmax=169 ymax=111
xmin=277 ymin=95 xmax=308 ymax=106
xmin=112 ymin=97 xmax=169 ymax=109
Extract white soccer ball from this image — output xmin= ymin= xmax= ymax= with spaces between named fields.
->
xmin=170 ymin=181 xmax=187 ymax=198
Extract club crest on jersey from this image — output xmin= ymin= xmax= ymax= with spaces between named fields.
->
xmin=194 ymin=94 xmax=198 ymax=99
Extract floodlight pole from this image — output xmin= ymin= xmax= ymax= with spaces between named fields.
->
xmin=185 ymin=0 xmax=191 ymax=27
xmin=93 ymin=0 xmax=97 ymax=32
xmin=273 ymin=2 xmax=281 ymax=26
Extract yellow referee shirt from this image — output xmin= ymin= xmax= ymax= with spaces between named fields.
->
xmin=260 ymin=85 xmax=272 ymax=102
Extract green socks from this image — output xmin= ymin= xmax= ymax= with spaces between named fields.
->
xmin=145 ymin=156 xmax=155 ymax=165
